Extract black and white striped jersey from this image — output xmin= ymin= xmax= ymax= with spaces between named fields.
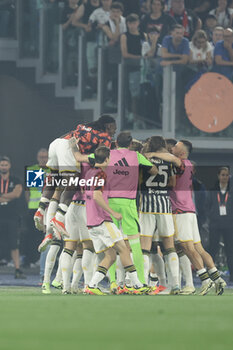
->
xmin=140 ymin=157 xmax=173 ymax=214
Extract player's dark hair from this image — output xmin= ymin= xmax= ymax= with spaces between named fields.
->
xmin=180 ymin=140 xmax=192 ymax=155
xmin=110 ymin=141 xmax=116 ymax=150
xmin=86 ymin=114 xmax=115 ymax=132
xmin=111 ymin=1 xmax=124 ymax=12
xmin=116 ymin=131 xmax=132 ymax=148
xmin=147 ymin=136 xmax=166 ymax=152
xmin=94 ymin=146 xmax=110 ymax=164
xmin=165 ymin=138 xmax=177 ymax=147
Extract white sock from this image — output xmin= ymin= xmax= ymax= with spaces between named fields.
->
xmin=151 ymin=253 xmax=167 ymax=286
xmin=43 ymin=244 xmax=60 ymax=283
xmin=197 ymin=268 xmax=210 ymax=285
xmin=128 ymin=270 xmax=143 ymax=288
xmin=208 ymin=267 xmax=217 ymax=274
xmin=125 ymin=271 xmax=132 ymax=287
xmin=46 ymin=199 xmax=59 ymax=234
xmin=61 ymin=249 xmax=74 ymax=291
xmin=39 ymin=197 xmax=50 ymax=213
xmin=179 ymin=255 xmax=194 ymax=288
xmin=208 ymin=267 xmax=220 ymax=283
xmin=71 ymin=250 xmax=77 ymax=268
xmin=54 ymin=251 xmax=63 ymax=283
xmin=143 ymin=254 xmax=150 ymax=285
xmin=55 ymin=204 xmax=68 ymax=222
xmin=89 ymin=269 xmax=106 ymax=288
xmin=82 ymin=249 xmax=94 ymax=287
xmin=116 ymin=255 xmax=125 ymax=287
xmin=71 ymin=255 xmax=83 ymax=290
xmin=41 ymin=197 xmax=50 ymax=203
xmin=165 ymin=252 xmax=180 ymax=288
xmin=149 ymin=272 xmax=159 ymax=287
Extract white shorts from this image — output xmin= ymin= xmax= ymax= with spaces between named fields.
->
xmin=139 ymin=213 xmax=174 ymax=240
xmin=173 ymin=213 xmax=201 ymax=243
xmin=46 ymin=138 xmax=80 ymax=172
xmin=64 ymin=202 xmax=90 ymax=242
xmin=88 ymin=221 xmax=123 ymax=254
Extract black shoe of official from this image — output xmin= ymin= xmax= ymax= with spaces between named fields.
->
xmin=15 ymin=269 xmax=26 ymax=279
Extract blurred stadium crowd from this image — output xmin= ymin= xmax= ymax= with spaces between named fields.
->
xmin=1 ymin=0 xmax=233 ymax=131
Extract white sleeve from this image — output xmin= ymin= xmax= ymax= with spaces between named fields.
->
xmin=89 ymin=9 xmax=97 ymax=23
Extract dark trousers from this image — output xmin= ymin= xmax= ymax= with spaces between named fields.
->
xmin=0 ymin=218 xmax=20 ymax=261
xmin=20 ymin=210 xmax=43 ymax=265
xmin=209 ymin=226 xmax=233 ymax=280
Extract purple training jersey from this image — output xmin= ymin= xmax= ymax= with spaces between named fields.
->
xmin=85 ymin=167 xmax=112 ymax=227
xmin=170 ymin=159 xmax=196 ymax=213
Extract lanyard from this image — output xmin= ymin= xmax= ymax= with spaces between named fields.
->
xmin=217 ymin=192 xmax=228 ymax=206
xmin=0 ymin=178 xmax=9 ymax=194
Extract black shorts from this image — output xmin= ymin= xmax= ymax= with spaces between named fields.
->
xmin=0 ymin=218 xmax=20 ymax=251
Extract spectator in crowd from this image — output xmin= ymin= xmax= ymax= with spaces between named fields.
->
xmin=61 ymin=0 xmax=80 ymax=30
xmin=72 ymin=0 xmax=100 ymax=32
xmin=168 ymin=0 xmax=202 ymax=40
xmin=139 ymin=27 xmax=162 ymax=127
xmin=211 ymin=26 xmax=224 ymax=47
xmin=140 ymin=0 xmax=176 ymax=44
xmin=207 ymin=167 xmax=233 ymax=282
xmin=185 ymin=0 xmax=212 ymax=22
xmin=0 ymin=156 xmax=25 ymax=279
xmin=161 ymin=24 xmax=190 ymax=67
xmin=140 ymin=0 xmax=151 ymax=16
xmin=189 ymin=29 xmax=212 ymax=67
xmin=121 ymin=13 xmax=151 ymax=129
xmin=72 ymin=0 xmax=101 ymax=94
xmin=60 ymin=0 xmax=81 ymax=86
xmin=161 ymin=24 xmax=190 ymax=127
xmin=102 ymin=2 xmax=126 ymax=106
xmin=209 ymin=0 xmax=233 ymax=28
xmin=203 ymin=14 xmax=218 ymax=41
xmin=24 ymin=149 xmax=48 ymax=270
xmin=102 ymin=1 xmax=126 ymax=44
xmin=89 ymin=0 xmax=112 ymax=29
xmin=213 ymin=27 xmax=233 ymax=81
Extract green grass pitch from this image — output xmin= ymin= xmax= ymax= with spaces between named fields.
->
xmin=1 ymin=287 xmax=233 ymax=350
